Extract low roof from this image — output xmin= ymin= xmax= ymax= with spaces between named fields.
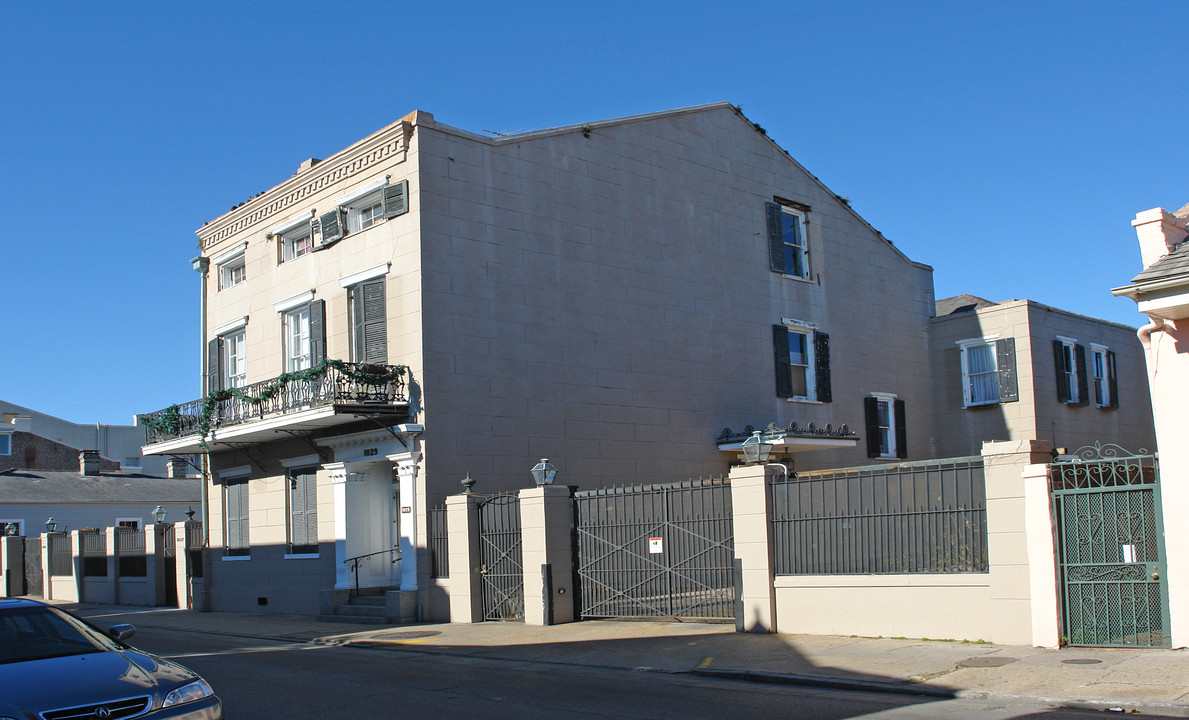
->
xmin=935 ymin=294 xmax=997 ymax=316
xmin=1130 ymin=241 xmax=1189 ymax=285
xmin=0 ymin=469 xmax=200 ymax=504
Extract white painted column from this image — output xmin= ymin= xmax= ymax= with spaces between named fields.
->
xmin=1023 ymin=462 xmax=1061 ymax=648
xmin=388 ymin=451 xmax=421 ymax=592
xmin=323 ymin=462 xmax=351 ymax=589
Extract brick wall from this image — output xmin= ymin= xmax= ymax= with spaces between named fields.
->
xmin=0 ymin=432 xmax=122 ymax=473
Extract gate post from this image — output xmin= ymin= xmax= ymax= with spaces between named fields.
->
xmin=173 ymin=522 xmax=191 ymax=609
xmin=981 ymin=439 xmax=1058 ymax=647
xmin=728 ymin=464 xmax=776 ymax=633
xmin=519 ymin=485 xmax=574 ymax=626
xmin=446 ymin=493 xmax=484 ymax=623
xmin=1 ymin=535 xmax=21 ymax=596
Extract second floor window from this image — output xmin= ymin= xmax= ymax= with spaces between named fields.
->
xmin=772 ymin=323 xmax=831 ymax=402
xmin=1091 ymin=345 xmax=1119 ymax=409
xmin=1054 ymin=339 xmax=1088 ymax=406
xmin=958 ymin=337 xmax=1019 ymax=408
xmin=765 ymin=201 xmax=811 ymax=280
xmin=285 ymin=306 xmax=312 ymax=372
xmin=223 ymin=330 xmax=247 ymax=388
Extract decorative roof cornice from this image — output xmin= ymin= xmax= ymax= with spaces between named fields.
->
xmin=197 ymin=120 xmax=412 ymax=251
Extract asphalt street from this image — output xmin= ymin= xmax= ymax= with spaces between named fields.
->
xmin=122 ymin=624 xmax=1179 ymax=719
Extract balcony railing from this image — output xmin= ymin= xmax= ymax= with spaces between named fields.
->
xmin=140 ymin=361 xmax=408 ymax=445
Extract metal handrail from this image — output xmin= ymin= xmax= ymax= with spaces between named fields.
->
xmin=343 ymin=547 xmax=401 ymax=598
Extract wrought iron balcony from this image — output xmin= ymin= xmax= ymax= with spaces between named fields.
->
xmin=139 ymin=361 xmax=408 ymax=449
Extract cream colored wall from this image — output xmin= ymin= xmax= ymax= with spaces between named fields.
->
xmin=774 ymin=576 xmax=993 ymax=640
xmin=416 ymin=106 xmax=938 ymax=497
xmin=931 ymin=301 xmax=1154 ymax=459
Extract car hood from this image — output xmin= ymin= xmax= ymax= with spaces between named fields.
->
xmin=0 ymin=649 xmax=199 ymax=714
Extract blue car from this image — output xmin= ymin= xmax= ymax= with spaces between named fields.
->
xmin=0 ymin=598 xmax=223 ymax=719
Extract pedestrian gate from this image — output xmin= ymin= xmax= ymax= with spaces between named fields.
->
xmin=478 ymin=493 xmax=524 ymax=621
xmin=1051 ymin=444 xmax=1170 ymax=648
xmin=23 ymin=537 xmax=42 ymax=597
xmin=574 ymin=478 xmax=735 ymax=620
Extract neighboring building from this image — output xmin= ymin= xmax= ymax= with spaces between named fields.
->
xmin=0 ymin=400 xmax=174 ymax=477
xmin=930 ymin=295 xmax=1155 ymax=458
xmin=0 ymin=454 xmax=202 ymax=538
xmin=140 ymin=103 xmax=942 ymax=617
xmin=1112 ymin=202 xmax=1189 ymax=648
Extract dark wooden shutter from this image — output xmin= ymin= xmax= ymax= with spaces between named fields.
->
xmin=318 ymin=209 xmax=344 ymax=248
xmin=996 ymin=338 xmax=1018 ymax=403
xmin=207 ymin=337 xmax=223 ymax=393
xmin=354 ymin=279 xmax=388 ymax=363
xmin=773 ymin=325 xmax=792 ymax=398
xmin=814 ymin=331 xmax=832 ymax=402
xmin=894 ymin=399 xmax=907 ymax=459
xmin=1107 ymin=350 xmax=1119 ymax=409
xmin=1053 ymin=340 xmax=1070 ymax=403
xmin=226 ymin=479 xmax=249 ymax=553
xmin=766 ymin=202 xmax=785 ymax=274
xmin=289 ymin=469 xmax=317 ymax=552
xmin=383 ymin=179 xmax=409 ymax=218
xmin=1075 ymin=344 xmax=1089 ymax=406
xmin=864 ymin=397 xmax=881 ymax=458
xmin=309 ymin=300 xmax=326 ymax=365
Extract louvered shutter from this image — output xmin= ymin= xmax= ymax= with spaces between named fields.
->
xmin=289 ymin=470 xmax=318 ymax=552
xmin=1075 ymin=344 xmax=1089 ymax=406
xmin=207 ymin=338 xmax=223 ymax=393
xmin=1107 ymin=351 xmax=1119 ymax=409
xmin=996 ymin=338 xmax=1019 ymax=403
xmin=383 ymin=179 xmax=409 ymax=218
xmin=894 ymin=399 xmax=907 ymax=459
xmin=226 ymin=479 xmax=249 ymax=552
xmin=309 ymin=300 xmax=326 ymax=365
xmin=319 ymin=209 xmax=344 ymax=248
xmin=773 ymin=325 xmax=792 ymax=398
xmin=766 ymin=202 xmax=785 ymax=274
xmin=353 ymin=279 xmax=388 ymax=363
xmin=864 ymin=397 xmax=881 ymax=457
xmin=1053 ymin=340 xmax=1070 ymax=403
xmin=814 ymin=331 xmax=832 ymax=402
xmin=304 ymin=472 xmax=318 ymax=549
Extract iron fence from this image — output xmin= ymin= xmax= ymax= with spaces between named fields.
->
xmin=47 ymin=533 xmax=72 ymax=577
xmin=80 ymin=529 xmax=107 ymax=577
xmin=115 ymin=527 xmax=147 ymax=577
xmin=427 ymin=506 xmax=449 ymax=579
xmin=771 ymin=457 xmax=987 ymax=575
xmin=141 ymin=362 xmax=408 ymax=443
xmin=185 ymin=523 xmax=204 ymax=579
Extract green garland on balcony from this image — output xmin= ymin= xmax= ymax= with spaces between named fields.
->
xmin=140 ymin=360 xmax=407 ymax=449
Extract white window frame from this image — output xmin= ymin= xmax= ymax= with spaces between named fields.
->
xmin=223 ymin=329 xmax=247 ymax=388
xmin=1056 ymin=336 xmax=1080 ymax=404
xmin=115 ymin=518 xmax=141 ymax=530
xmin=279 ymin=223 xmax=314 ymax=263
xmin=0 ymin=519 xmax=25 ymax=536
xmin=0 ymin=433 xmax=10 ymax=455
xmin=958 ymin=336 xmax=1001 ymax=407
xmin=782 ymin=319 xmax=817 ymax=401
xmin=213 ymin=243 xmax=248 ymax=291
xmin=345 ymin=191 xmax=385 ymax=234
xmin=870 ymin=392 xmax=897 ymax=459
xmin=284 ymin=306 xmax=312 ymax=373
xmin=779 ymin=206 xmax=810 ymax=280
xmin=122 ymin=457 xmax=142 ymax=469
xmin=1091 ymin=343 xmax=1111 ymax=408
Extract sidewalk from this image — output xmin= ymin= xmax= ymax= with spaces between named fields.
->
xmin=63 ymin=602 xmax=1189 ymax=717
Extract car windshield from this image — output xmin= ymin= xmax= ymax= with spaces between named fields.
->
xmin=0 ymin=606 xmax=125 ymax=664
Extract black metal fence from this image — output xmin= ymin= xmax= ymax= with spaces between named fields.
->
xmin=771 ymin=457 xmax=987 ymax=575
xmin=47 ymin=533 xmax=72 ymax=577
xmin=185 ymin=523 xmax=204 ymax=579
xmin=427 ymin=506 xmax=449 ymax=579
xmin=115 ymin=527 xmax=147 ymax=577
xmin=80 ymin=529 xmax=107 ymax=577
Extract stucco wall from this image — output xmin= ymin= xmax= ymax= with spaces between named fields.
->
xmin=416 ymin=106 xmax=937 ymax=497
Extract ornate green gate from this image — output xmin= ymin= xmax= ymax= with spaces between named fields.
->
xmin=1051 ymin=444 xmax=1170 ymax=648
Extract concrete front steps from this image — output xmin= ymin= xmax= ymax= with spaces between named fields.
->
xmin=318 ymin=587 xmax=417 ymax=625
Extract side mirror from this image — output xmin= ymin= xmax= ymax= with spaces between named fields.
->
xmin=108 ymin=624 xmax=136 ymax=642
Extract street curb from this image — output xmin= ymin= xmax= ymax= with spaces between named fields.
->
xmin=691 ymin=668 xmax=957 ymax=698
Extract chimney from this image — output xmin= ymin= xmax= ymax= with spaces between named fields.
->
xmin=79 ymin=450 xmax=101 ymax=476
xmin=166 ymin=457 xmax=190 ymax=479
xmin=1132 ymin=208 xmax=1188 ymax=270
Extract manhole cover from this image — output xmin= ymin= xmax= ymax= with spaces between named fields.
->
xmin=1062 ymin=658 xmax=1103 ymax=665
xmin=958 ymin=656 xmax=1019 ymax=668
xmin=364 ymin=631 xmax=441 ymax=641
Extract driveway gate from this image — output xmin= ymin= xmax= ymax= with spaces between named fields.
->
xmin=477 ymin=493 xmax=524 ymax=621
xmin=574 ymin=477 xmax=735 ymax=620
xmin=1051 ymin=444 xmax=1170 ymax=648
xmin=23 ymin=537 xmax=42 ymax=597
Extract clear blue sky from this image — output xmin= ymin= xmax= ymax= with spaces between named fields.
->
xmin=2 ymin=1 xmax=1186 ymax=425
